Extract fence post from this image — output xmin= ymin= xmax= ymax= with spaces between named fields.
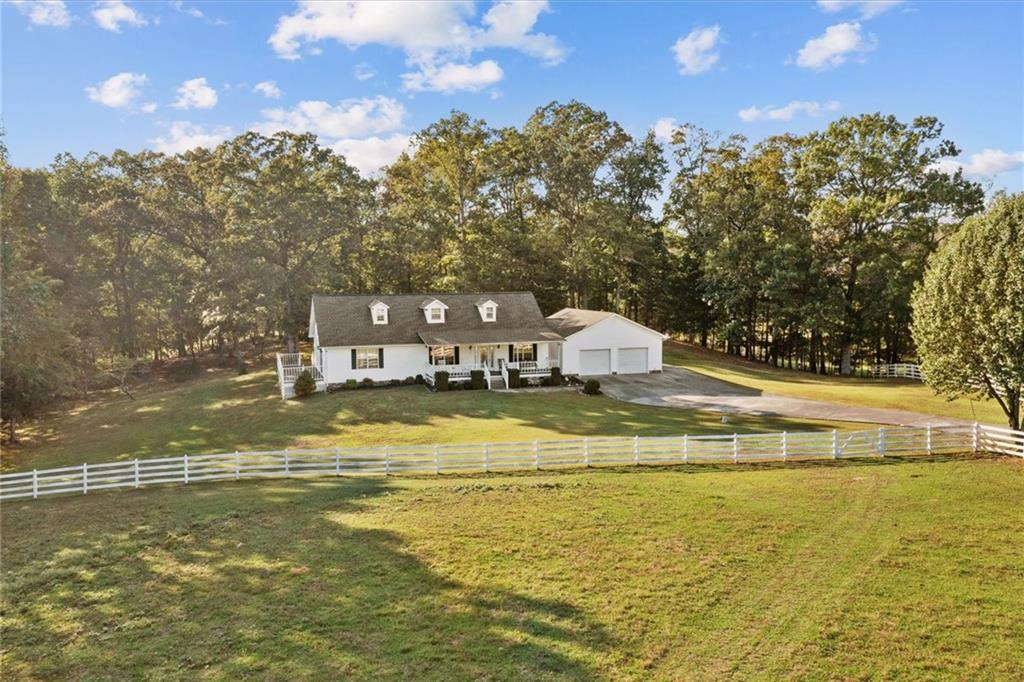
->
xmin=384 ymin=446 xmax=391 ymax=475
xmin=82 ymin=462 xmax=88 ymax=494
xmin=134 ymin=458 xmax=140 ymax=488
xmin=634 ymin=436 xmax=640 ymax=465
xmin=831 ymin=430 xmax=838 ymax=460
xmin=334 ymin=447 xmax=341 ymax=475
xmin=732 ymin=433 xmax=738 ymax=464
xmin=533 ymin=440 xmax=540 ymax=470
xmin=782 ymin=431 xmax=788 ymax=462
xmin=584 ymin=437 xmax=590 ymax=467
xmin=879 ymin=427 xmax=886 ymax=458
xmin=284 ymin=449 xmax=290 ymax=475
xmin=235 ymin=450 xmax=241 ymax=479
xmin=32 ymin=469 xmax=38 ymax=499
xmin=971 ymin=422 xmax=978 ymax=453
xmin=926 ymin=423 xmax=932 ymax=455
xmin=683 ymin=434 xmax=689 ymax=464
xmin=184 ymin=454 xmax=190 ymax=484
xmin=484 ymin=443 xmax=490 ymax=473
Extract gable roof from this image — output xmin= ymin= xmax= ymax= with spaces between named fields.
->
xmin=546 ymin=308 xmax=667 ymax=338
xmin=312 ymin=292 xmax=563 ymax=347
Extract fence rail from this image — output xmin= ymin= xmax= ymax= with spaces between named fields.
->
xmin=871 ymin=363 xmax=925 ymax=380
xmin=2 ymin=424 xmax=1021 ymax=502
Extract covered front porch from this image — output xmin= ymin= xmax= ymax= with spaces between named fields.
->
xmin=422 ymin=341 xmax=561 ymax=390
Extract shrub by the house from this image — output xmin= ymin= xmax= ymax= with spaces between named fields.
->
xmin=434 ymin=370 xmax=449 ymax=391
xmin=507 ymin=367 xmax=521 ymax=389
xmin=293 ymin=370 xmax=316 ymax=398
xmin=470 ymin=369 xmax=485 ymax=390
xmin=550 ymin=366 xmax=562 ymax=386
xmin=343 ymin=379 xmax=358 ymax=390
xmin=583 ymin=378 xmax=601 ymax=395
xmin=360 ymin=377 xmax=375 ymax=389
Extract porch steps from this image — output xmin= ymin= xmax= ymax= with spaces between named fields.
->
xmin=490 ymin=374 xmax=506 ymax=390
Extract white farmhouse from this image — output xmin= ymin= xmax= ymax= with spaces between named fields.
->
xmin=276 ymin=292 xmax=665 ymax=396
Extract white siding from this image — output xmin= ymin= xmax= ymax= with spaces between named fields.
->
xmin=320 ymin=344 xmax=427 ymax=384
xmin=561 ymin=316 xmax=663 ymax=375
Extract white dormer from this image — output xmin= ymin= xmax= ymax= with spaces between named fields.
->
xmin=476 ymin=299 xmax=498 ymax=322
xmin=420 ymin=298 xmax=449 ymax=324
xmin=369 ymin=300 xmax=390 ymax=325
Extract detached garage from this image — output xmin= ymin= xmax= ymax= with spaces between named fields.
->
xmin=546 ymin=308 xmax=666 ymax=376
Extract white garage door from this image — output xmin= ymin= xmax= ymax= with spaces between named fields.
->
xmin=579 ymin=349 xmax=611 ymax=375
xmin=618 ymin=347 xmax=648 ymax=374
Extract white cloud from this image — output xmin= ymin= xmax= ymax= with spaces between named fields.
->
xmin=354 ymin=62 xmax=375 ymax=81
xmin=150 ymin=122 xmax=233 ymax=154
xmin=171 ymin=0 xmax=203 ymax=19
xmin=671 ymin=25 xmax=721 ymax=76
xmin=817 ymin=1 xmax=903 ymax=19
xmin=738 ymin=100 xmax=840 ymax=122
xmin=254 ymin=80 xmax=282 ymax=99
xmin=254 ymin=96 xmax=407 ymax=139
xmin=173 ymin=77 xmax=218 ymax=109
xmin=796 ymin=22 xmax=875 ymax=70
xmin=934 ymin=149 xmax=1024 ymax=177
xmin=332 ymin=133 xmax=414 ymax=176
xmin=140 ymin=102 xmax=157 ymax=113
xmin=402 ymin=59 xmax=503 ymax=93
xmin=268 ymin=1 xmax=566 ymax=70
xmin=85 ymin=71 xmax=147 ymax=108
xmin=92 ymin=0 xmax=146 ymax=32
xmin=11 ymin=1 xmax=71 ymax=28
xmin=652 ymin=117 xmax=679 ymax=143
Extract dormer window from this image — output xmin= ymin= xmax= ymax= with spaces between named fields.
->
xmin=420 ymin=298 xmax=448 ymax=323
xmin=476 ymin=299 xmax=498 ymax=322
xmin=369 ymin=300 xmax=389 ymax=325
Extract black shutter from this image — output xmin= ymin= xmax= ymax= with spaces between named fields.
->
xmin=351 ymin=348 xmax=357 ymax=369
xmin=378 ymin=348 xmax=384 ymax=368
xmin=508 ymin=343 xmax=514 ymax=361
xmin=532 ymin=343 xmax=538 ymax=361
xmin=454 ymin=346 xmax=460 ymax=364
xmin=428 ymin=348 xmax=433 ymax=365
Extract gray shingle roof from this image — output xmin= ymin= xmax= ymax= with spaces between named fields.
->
xmin=312 ymin=292 xmax=563 ymax=347
xmin=544 ymin=308 xmax=617 ymax=337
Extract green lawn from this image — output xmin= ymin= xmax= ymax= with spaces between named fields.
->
xmin=3 ymin=455 xmax=1022 ymax=679
xmin=4 ymin=362 xmax=864 ymax=473
xmin=663 ymin=341 xmax=1007 ymax=425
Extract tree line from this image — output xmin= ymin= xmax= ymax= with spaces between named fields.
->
xmin=1 ymin=101 xmax=988 ymax=438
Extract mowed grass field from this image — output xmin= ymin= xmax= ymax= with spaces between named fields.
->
xmin=3 ymin=455 xmax=1023 ymax=679
xmin=3 ymin=360 xmax=866 ymax=473
xmin=663 ymin=341 xmax=1007 ymax=425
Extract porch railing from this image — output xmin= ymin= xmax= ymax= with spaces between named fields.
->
xmin=507 ymin=360 xmax=555 ymax=376
xmin=276 ymin=353 xmax=325 ymax=399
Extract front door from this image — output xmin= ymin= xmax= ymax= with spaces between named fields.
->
xmin=479 ymin=344 xmax=498 ymax=369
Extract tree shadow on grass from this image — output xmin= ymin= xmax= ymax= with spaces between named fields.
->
xmin=1 ymin=477 xmax=615 ymax=680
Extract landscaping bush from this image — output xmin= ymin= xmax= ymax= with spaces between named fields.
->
xmin=507 ymin=367 xmax=521 ymax=389
xmin=434 ymin=370 xmax=449 ymax=391
xmin=550 ymin=366 xmax=562 ymax=386
xmin=293 ymin=370 xmax=316 ymax=398
xmin=449 ymin=380 xmax=463 ymax=390
xmin=582 ymin=378 xmax=601 ymax=395
xmin=470 ymin=369 xmax=485 ymax=390
xmin=415 ymin=374 xmax=424 ymax=384
xmin=343 ymin=379 xmax=358 ymax=390
xmin=360 ymin=377 xmax=375 ymax=389
xmin=389 ymin=379 xmax=402 ymax=387
xmin=403 ymin=376 xmax=416 ymax=385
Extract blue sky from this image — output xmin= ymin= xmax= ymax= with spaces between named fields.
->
xmin=3 ymin=0 xmax=1022 ymax=192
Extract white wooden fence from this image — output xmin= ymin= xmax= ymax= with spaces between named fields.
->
xmin=2 ymin=424 xmax=1021 ymax=502
xmin=871 ymin=363 xmax=925 ymax=380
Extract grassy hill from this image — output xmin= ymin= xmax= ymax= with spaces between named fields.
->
xmin=663 ymin=341 xmax=1007 ymax=425
xmin=3 ymin=456 xmax=1022 ymax=678
xmin=3 ymin=358 xmax=862 ymax=473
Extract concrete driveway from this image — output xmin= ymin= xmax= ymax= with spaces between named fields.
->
xmin=595 ymin=367 xmax=970 ymax=428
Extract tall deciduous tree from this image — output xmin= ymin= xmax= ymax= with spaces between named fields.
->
xmin=912 ymin=193 xmax=1023 ymax=429
xmin=796 ymin=114 xmax=983 ymax=374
